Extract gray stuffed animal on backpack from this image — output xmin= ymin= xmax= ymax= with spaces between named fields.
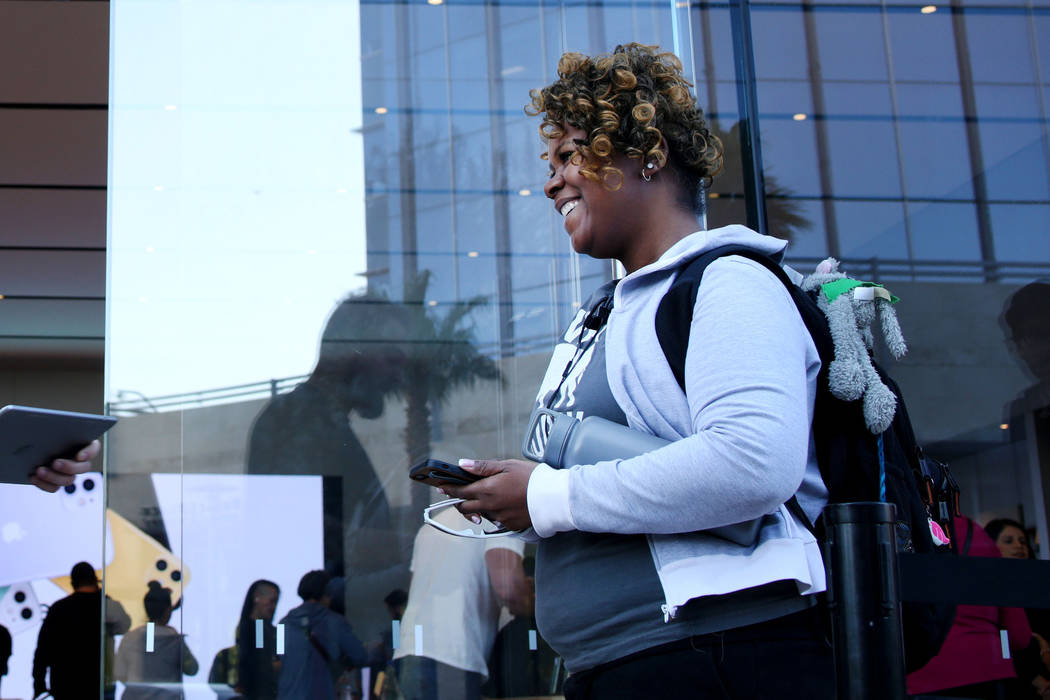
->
xmin=800 ymin=258 xmax=907 ymax=434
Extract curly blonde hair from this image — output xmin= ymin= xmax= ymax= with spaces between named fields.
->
xmin=526 ymin=43 xmax=723 ymax=212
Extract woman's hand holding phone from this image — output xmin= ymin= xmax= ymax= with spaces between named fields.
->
xmin=409 ymin=458 xmax=483 ymax=487
xmin=443 ymin=458 xmax=537 ymax=532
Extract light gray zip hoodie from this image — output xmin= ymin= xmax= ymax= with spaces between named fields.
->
xmin=526 ymin=225 xmax=828 ymax=619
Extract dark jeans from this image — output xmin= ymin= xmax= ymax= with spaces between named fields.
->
xmin=564 ymin=607 xmax=834 ymax=700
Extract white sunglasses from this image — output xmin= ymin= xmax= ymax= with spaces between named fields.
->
xmin=422 ymin=498 xmax=515 ymax=539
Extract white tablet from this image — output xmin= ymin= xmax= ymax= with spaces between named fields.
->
xmin=0 ymin=405 xmax=117 ymax=486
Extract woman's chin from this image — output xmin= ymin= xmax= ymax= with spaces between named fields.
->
xmin=567 ymin=230 xmax=589 ymax=255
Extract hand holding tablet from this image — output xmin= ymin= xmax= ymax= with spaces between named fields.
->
xmin=0 ymin=405 xmax=117 ymax=490
xmin=30 ymin=439 xmax=101 ymax=493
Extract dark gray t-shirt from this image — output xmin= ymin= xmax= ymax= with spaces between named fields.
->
xmin=532 ymin=282 xmax=698 ymax=672
xmin=533 ymin=282 xmax=809 ymax=673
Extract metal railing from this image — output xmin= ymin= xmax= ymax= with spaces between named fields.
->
xmin=109 ymin=375 xmax=308 ymax=415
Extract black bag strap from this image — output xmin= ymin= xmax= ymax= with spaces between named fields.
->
xmin=786 ymin=494 xmax=816 ymax=535
xmin=656 ymin=245 xmax=836 ymax=392
xmin=961 ymin=517 xmax=975 ymax=557
xmin=299 ymin=616 xmax=332 ymax=665
xmin=655 ymin=245 xmax=832 ymax=537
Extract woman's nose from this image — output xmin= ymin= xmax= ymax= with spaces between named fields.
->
xmin=544 ymin=173 xmax=563 ymax=199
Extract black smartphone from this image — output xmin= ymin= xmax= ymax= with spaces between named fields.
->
xmin=409 ymin=458 xmax=481 ymax=487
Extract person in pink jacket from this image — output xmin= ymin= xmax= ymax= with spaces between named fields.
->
xmin=908 ymin=516 xmax=1033 ymax=699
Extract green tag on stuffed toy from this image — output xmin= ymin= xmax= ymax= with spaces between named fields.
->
xmin=821 ymin=278 xmax=899 ymax=304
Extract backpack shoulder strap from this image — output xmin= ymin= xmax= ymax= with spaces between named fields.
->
xmin=656 ymin=245 xmax=835 ymax=392
xmin=298 ymin=615 xmax=333 ymax=665
xmin=961 ymin=517 xmax=975 ymax=556
xmin=655 ymin=245 xmax=835 ymax=537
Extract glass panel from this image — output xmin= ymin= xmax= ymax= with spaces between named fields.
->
xmin=751 ymin=0 xmax=1050 ymax=584
xmin=106 ymin=2 xmax=748 ymax=699
xmin=90 ymin=0 xmax=1050 ymax=696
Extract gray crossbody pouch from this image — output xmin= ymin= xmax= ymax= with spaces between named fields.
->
xmin=522 ymin=406 xmax=764 ymax=546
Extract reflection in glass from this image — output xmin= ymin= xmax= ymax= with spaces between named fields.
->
xmin=751 ymin=0 xmax=1050 ymax=568
xmin=102 ymin=0 xmax=1050 ymax=696
xmin=275 ymin=570 xmax=367 ymax=700
xmin=32 ymin=562 xmax=130 ymax=700
xmin=208 ymin=579 xmax=281 ymax=699
xmin=394 ymin=507 xmax=531 ymax=700
xmin=114 ymin=582 xmax=199 ymax=700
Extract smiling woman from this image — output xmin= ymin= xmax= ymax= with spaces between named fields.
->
xmin=529 ymin=45 xmax=723 ymax=273
xmin=443 ymin=43 xmax=836 ymax=700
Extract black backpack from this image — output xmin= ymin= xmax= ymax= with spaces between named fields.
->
xmin=654 ymin=244 xmax=957 ymax=672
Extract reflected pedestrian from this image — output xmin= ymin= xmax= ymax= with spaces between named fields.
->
xmin=277 ymin=570 xmax=367 ymax=700
xmin=114 ymin=581 xmax=198 ymax=700
xmin=0 ymin=622 xmax=10 ymax=697
xmin=33 ymin=561 xmax=131 ymax=700
xmin=394 ymin=508 xmax=529 ymax=700
xmin=236 ymin=579 xmax=281 ymax=700
xmin=380 ymin=588 xmax=407 ymax=664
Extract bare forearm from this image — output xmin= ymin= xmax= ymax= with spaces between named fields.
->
xmin=485 ymin=549 xmax=533 ymax=617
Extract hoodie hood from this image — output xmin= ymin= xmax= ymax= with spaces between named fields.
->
xmin=280 ymin=601 xmax=327 ymax=628
xmin=639 ymin=224 xmax=787 ymax=277
xmin=613 ymin=224 xmax=790 ymax=308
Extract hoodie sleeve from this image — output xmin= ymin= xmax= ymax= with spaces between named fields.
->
xmin=530 ymin=256 xmax=816 ymax=536
xmin=337 ymin=620 xmax=368 ymax=668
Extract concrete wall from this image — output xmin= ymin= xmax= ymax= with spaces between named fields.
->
xmin=0 ymin=361 xmax=103 ymax=414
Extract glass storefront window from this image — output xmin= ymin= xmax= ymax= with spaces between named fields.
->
xmin=750 ymin=0 xmax=1050 ymax=557
xmin=102 ymin=3 xmax=748 ymax=699
xmin=1 ymin=0 xmax=1041 ymax=698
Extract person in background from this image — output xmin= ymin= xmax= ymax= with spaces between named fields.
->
xmin=236 ymin=579 xmax=281 ymax=700
xmin=322 ymin=576 xmax=360 ymax=699
xmin=114 ymin=581 xmax=199 ymax=700
xmin=909 ymin=516 xmax=1033 ymax=699
xmin=380 ymin=589 xmax=407 ymax=663
xmin=986 ymin=518 xmax=1050 ymax=699
xmin=247 ymin=293 xmax=408 ymax=641
xmin=987 ymin=518 xmax=1034 ymax=561
xmin=384 ymin=590 xmax=407 ymax=623
xmin=370 ymin=589 xmax=409 ymax=700
xmin=394 ymin=506 xmax=531 ymax=700
xmin=33 ymin=561 xmax=131 ymax=700
xmin=276 ymin=570 xmax=367 ymax=700
xmin=30 ymin=439 xmax=100 ymax=492
xmin=324 ymin=576 xmax=346 ymax=616
xmin=0 ymin=622 xmax=10 ymax=698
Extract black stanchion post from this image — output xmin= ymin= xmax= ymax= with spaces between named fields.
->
xmin=823 ymin=502 xmax=907 ymax=700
